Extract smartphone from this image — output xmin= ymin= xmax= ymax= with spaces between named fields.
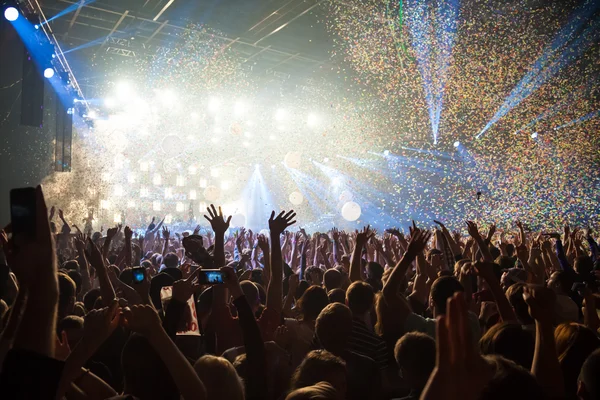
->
xmin=132 ymin=267 xmax=146 ymax=284
xmin=197 ymin=269 xmax=224 ymax=285
xmin=10 ymin=187 xmax=37 ymax=239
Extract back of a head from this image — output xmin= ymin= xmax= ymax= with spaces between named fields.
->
xmin=506 ymin=283 xmax=534 ymax=325
xmin=366 ymin=262 xmax=383 ymax=279
xmin=574 ymin=256 xmax=593 ymax=276
xmin=58 ymin=272 xmax=76 ymax=316
xmin=479 ymin=322 xmax=534 ymax=369
xmin=323 ymin=269 xmax=342 ymax=291
xmin=67 ymin=270 xmax=82 ymax=296
xmin=327 ymin=288 xmax=346 ymax=304
xmin=121 ymin=334 xmax=179 ymax=400
xmin=298 ymin=285 xmax=329 ymax=322
xmin=163 ymin=252 xmax=179 ymax=269
xmin=579 ymin=348 xmax=600 ymax=400
xmin=345 ymin=281 xmax=374 ymax=316
xmin=291 ymin=350 xmax=347 ymax=394
xmin=430 ymin=276 xmax=464 ymax=315
xmin=480 ymin=354 xmax=544 ymax=400
xmin=83 ymin=288 xmax=101 ymax=312
xmin=62 ymin=259 xmax=80 ymax=271
xmin=394 ymin=332 xmax=435 ymax=390
xmin=240 ymin=280 xmax=261 ymax=309
xmin=315 ymin=303 xmax=352 ymax=352
xmin=285 ymin=382 xmax=339 ymax=400
xmin=194 ymin=355 xmax=244 ymax=400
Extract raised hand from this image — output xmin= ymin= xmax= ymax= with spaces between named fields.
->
xmin=58 ymin=209 xmax=65 ymax=220
xmin=466 ymin=220 xmax=482 ymax=240
xmin=83 ymin=300 xmax=120 ymax=347
xmin=106 ymin=226 xmax=118 ymax=240
xmin=124 ymin=226 xmax=133 ymax=240
xmin=161 ymin=226 xmax=170 ymax=240
xmin=85 ymin=237 xmax=105 ymax=271
xmin=49 ymin=205 xmax=56 ymax=220
xmin=54 ymin=331 xmax=71 ymax=361
xmin=355 ymin=225 xmax=374 ymax=245
xmin=220 ymin=266 xmax=244 ymax=299
xmin=204 ymin=204 xmax=231 ymax=235
xmin=257 ymin=234 xmax=269 ymax=252
xmin=269 ymin=210 xmax=296 ymax=236
xmin=523 ymin=285 xmax=555 ymax=324
xmin=122 ymin=304 xmax=162 ymax=337
xmin=193 ymin=224 xmax=201 ymax=236
xmin=405 ymin=229 xmax=432 ymax=259
xmin=172 ymin=268 xmax=201 ymax=303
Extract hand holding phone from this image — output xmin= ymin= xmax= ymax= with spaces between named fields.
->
xmin=132 ymin=267 xmax=146 ymax=284
xmin=196 ymin=269 xmax=224 ymax=285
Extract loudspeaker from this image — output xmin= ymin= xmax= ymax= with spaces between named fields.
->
xmin=20 ymin=49 xmax=45 ymax=127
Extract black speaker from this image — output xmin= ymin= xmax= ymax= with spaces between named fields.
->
xmin=20 ymin=49 xmax=45 ymax=127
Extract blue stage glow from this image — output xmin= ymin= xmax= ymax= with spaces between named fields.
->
xmin=453 ymin=141 xmax=460 ymax=148
xmin=383 ymin=150 xmax=390 ymax=156
xmin=4 ymin=6 xmax=19 ymax=21
xmin=555 ymin=109 xmax=600 ymax=130
xmin=43 ymin=0 xmax=96 ymax=25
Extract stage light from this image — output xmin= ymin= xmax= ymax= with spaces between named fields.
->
xmin=127 ymin=173 xmax=136 ymax=184
xmin=140 ymin=161 xmax=149 ymax=171
xmin=383 ymin=150 xmax=390 ymax=156
xmin=159 ymin=89 xmax=177 ymax=107
xmin=87 ymin=110 xmax=97 ymax=119
xmin=189 ymin=190 xmax=197 ymax=200
xmin=127 ymin=200 xmax=136 ymax=209
xmin=234 ymin=101 xmax=246 ymax=116
xmin=220 ymin=181 xmax=231 ymax=191
xmin=140 ymin=187 xmax=149 ymax=197
xmin=453 ymin=141 xmax=460 ymax=148
xmin=199 ymin=178 xmax=208 ymax=188
xmin=176 ymin=202 xmax=184 ymax=212
xmin=104 ymin=97 xmax=116 ymax=108
xmin=332 ymin=177 xmax=342 ymax=187
xmin=307 ymin=113 xmax=319 ymax=127
xmin=275 ymin=109 xmax=286 ymax=121
xmin=116 ymin=81 xmax=132 ymax=102
xmin=323 ymin=157 xmax=330 ymax=163
xmin=114 ymin=185 xmax=124 ymax=197
xmin=531 ymin=132 xmax=538 ymax=139
xmin=164 ymin=187 xmax=173 ymax=198
xmin=164 ymin=214 xmax=172 ymax=224
xmin=34 ymin=24 xmax=39 ymax=29
xmin=152 ymin=201 xmax=161 ymax=211
xmin=114 ymin=213 xmax=122 ymax=223
xmin=255 ymin=164 xmax=260 ymax=169
xmin=100 ymin=200 xmax=111 ymax=210
xmin=44 ymin=68 xmax=55 ymax=78
xmin=4 ymin=7 xmax=19 ymax=21
xmin=153 ymin=174 xmax=162 ymax=186
xmin=176 ymin=175 xmax=185 ymax=187
xmin=210 ymin=168 xmax=220 ymax=178
xmin=208 ymin=97 xmax=221 ymax=113
xmin=188 ymin=166 xmax=197 ymax=175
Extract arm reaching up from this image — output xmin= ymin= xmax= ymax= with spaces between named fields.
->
xmin=204 ymin=204 xmax=231 ymax=268
xmin=350 ymin=225 xmax=373 ymax=282
xmin=268 ymin=210 xmax=296 ymax=315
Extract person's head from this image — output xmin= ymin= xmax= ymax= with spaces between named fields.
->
xmin=327 ymin=288 xmax=346 ymax=304
xmin=500 ymin=268 xmax=527 ymax=292
xmin=62 ymin=259 xmax=79 ymax=272
xmin=480 ymin=354 xmax=544 ymax=400
xmin=291 ymin=350 xmax=347 ymax=398
xmin=57 ymin=315 xmax=84 ymax=349
xmin=496 ymin=256 xmax=515 ymax=272
xmin=574 ymin=256 xmax=594 ymax=277
xmin=505 ymin=283 xmax=534 ymax=325
xmin=578 ymin=348 xmax=600 ymax=400
xmin=296 ymin=280 xmax=310 ymax=300
xmin=505 ymin=243 xmax=515 ymax=257
xmin=121 ymin=334 xmax=180 ymax=400
xmin=323 ymin=269 xmax=342 ymax=292
xmin=547 ymin=271 xmax=573 ymax=295
xmin=306 ymin=267 xmax=324 ymax=286
xmin=297 ymin=285 xmax=329 ymax=322
xmin=58 ymin=272 xmax=76 ymax=318
xmin=479 ymin=322 xmax=534 ymax=369
xmin=67 ymin=270 xmax=82 ymax=297
xmin=394 ymin=332 xmax=435 ymax=391
xmin=345 ymin=281 xmax=374 ymax=316
xmin=315 ymin=303 xmax=352 ymax=354
xmin=555 ymin=323 xmax=600 ymax=397
xmin=194 ymin=355 xmax=244 ymax=400
xmin=163 ymin=252 xmax=179 ymax=269
xmin=366 ymin=262 xmax=384 ymax=280
xmin=429 ymin=276 xmax=464 ymax=316
xmin=240 ymin=280 xmax=261 ymax=313
xmin=285 ymin=382 xmax=340 ymax=400
xmin=83 ymin=288 xmax=101 ymax=312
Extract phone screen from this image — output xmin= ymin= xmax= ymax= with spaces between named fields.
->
xmin=198 ymin=270 xmax=223 ymax=285
xmin=132 ymin=267 xmax=146 ymax=284
xmin=10 ymin=188 xmax=37 ymax=238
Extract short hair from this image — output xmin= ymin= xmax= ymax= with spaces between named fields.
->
xmin=297 ymin=285 xmax=329 ymax=322
xmin=479 ymin=322 xmax=534 ymax=369
xmin=394 ymin=332 xmax=435 ymax=383
xmin=496 ymin=256 xmax=515 ymax=271
xmin=291 ymin=350 xmax=346 ymax=391
xmin=346 ymin=281 xmax=374 ymax=315
xmin=57 ymin=315 xmax=84 ymax=335
xmin=366 ymin=262 xmax=384 ymax=279
xmin=323 ymin=269 xmax=342 ymax=291
xmin=83 ymin=288 xmax=101 ymax=312
xmin=296 ymin=280 xmax=310 ymax=299
xmin=194 ymin=355 xmax=243 ymax=400
xmin=480 ymin=354 xmax=544 ymax=400
xmin=285 ymin=382 xmax=339 ymax=400
xmin=58 ymin=272 xmax=76 ymax=312
xmin=62 ymin=260 xmax=79 ymax=271
xmin=430 ymin=276 xmax=464 ymax=315
xmin=67 ymin=270 xmax=82 ymax=295
xmin=306 ymin=266 xmax=324 ymax=284
xmin=315 ymin=303 xmax=353 ymax=350
xmin=579 ymin=348 xmax=600 ymax=400
xmin=163 ymin=252 xmax=179 ymax=268
xmin=327 ymin=288 xmax=346 ymax=304
xmin=240 ymin=280 xmax=260 ymax=308
xmin=505 ymin=283 xmax=534 ymax=325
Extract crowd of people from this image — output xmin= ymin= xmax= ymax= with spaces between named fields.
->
xmin=0 ymin=186 xmax=599 ymax=400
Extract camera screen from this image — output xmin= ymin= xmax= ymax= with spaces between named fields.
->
xmin=133 ymin=269 xmax=145 ymax=283
xmin=205 ymin=271 xmax=223 ymax=284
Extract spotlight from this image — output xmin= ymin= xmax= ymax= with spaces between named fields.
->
xmin=115 ymin=81 xmax=132 ymax=102
xmin=323 ymin=157 xmax=330 ymax=163
xmin=271 ymin=164 xmax=275 ymax=169
xmin=86 ymin=110 xmax=97 ymax=119
xmin=4 ymin=7 xmax=19 ymax=21
xmin=307 ymin=113 xmax=319 ymax=127
xmin=104 ymin=97 xmax=116 ymax=108
xmin=255 ymin=164 xmax=260 ymax=169
xmin=275 ymin=109 xmax=286 ymax=121
xmin=453 ymin=141 xmax=460 ymax=148
xmin=531 ymin=132 xmax=538 ymax=139
xmin=383 ymin=150 xmax=390 ymax=156
xmin=208 ymin=97 xmax=221 ymax=113
xmin=234 ymin=101 xmax=246 ymax=116
xmin=43 ymin=68 xmax=55 ymax=79
xmin=34 ymin=24 xmax=39 ymax=29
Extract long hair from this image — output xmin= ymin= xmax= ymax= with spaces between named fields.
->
xmin=194 ymin=355 xmax=245 ymax=400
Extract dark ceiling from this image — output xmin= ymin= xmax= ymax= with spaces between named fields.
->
xmin=37 ymin=0 xmax=336 ymax=89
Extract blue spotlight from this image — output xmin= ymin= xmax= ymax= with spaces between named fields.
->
xmin=34 ymin=24 xmax=39 ymax=29
xmin=44 ymin=68 xmax=55 ymax=79
xmin=531 ymin=132 xmax=538 ymax=139
xmin=383 ymin=150 xmax=390 ymax=156
xmin=4 ymin=7 xmax=19 ymax=21
xmin=453 ymin=141 xmax=460 ymax=148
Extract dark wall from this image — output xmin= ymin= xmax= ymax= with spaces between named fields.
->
xmin=0 ymin=18 xmax=54 ymax=226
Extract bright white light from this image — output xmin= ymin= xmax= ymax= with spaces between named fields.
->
xmin=34 ymin=24 xmax=39 ymax=29
xmin=255 ymin=164 xmax=260 ymax=169
xmin=116 ymin=81 xmax=132 ymax=102
xmin=220 ymin=181 xmax=231 ymax=191
xmin=152 ymin=201 xmax=161 ymax=211
xmin=246 ymin=120 xmax=254 ymax=126
xmin=271 ymin=164 xmax=276 ymax=169
xmin=199 ymin=202 xmax=207 ymax=212
xmin=275 ymin=109 xmax=286 ymax=121
xmin=127 ymin=200 xmax=136 ymax=209
xmin=243 ymin=132 xmax=252 ymax=138
xmin=101 ymin=172 xmax=111 ymax=182
xmin=4 ymin=7 xmax=19 ymax=21
xmin=188 ymin=165 xmax=197 ymax=175
xmin=210 ymin=168 xmax=220 ymax=178
xmin=208 ymin=97 xmax=221 ymax=113
xmin=191 ymin=112 xmax=200 ymax=121
xmin=323 ymin=157 xmax=329 ymax=163
xmin=140 ymin=187 xmax=149 ymax=198
xmin=199 ymin=178 xmax=208 ymax=188
xmin=127 ymin=173 xmax=136 ymax=184
xmin=43 ymin=68 xmax=55 ymax=79
xmin=242 ymin=141 xmax=250 ymax=147
xmin=176 ymin=175 xmax=185 ymax=187
xmin=211 ymin=137 xmax=220 ymax=144
xmin=176 ymin=202 xmax=185 ymax=212
xmin=153 ymin=173 xmax=162 ymax=185
xmin=531 ymin=132 xmax=538 ymax=139
xmin=100 ymin=200 xmax=111 ymax=210
xmin=87 ymin=110 xmax=97 ymax=119
xmin=114 ymin=185 xmax=124 ymax=197
xmin=113 ymin=213 xmax=122 ymax=223
xmin=307 ymin=113 xmax=319 ymax=127
xmin=159 ymin=89 xmax=177 ymax=107
xmin=189 ymin=190 xmax=197 ymax=200
xmin=164 ymin=214 xmax=173 ymax=224
xmin=164 ymin=187 xmax=173 ymax=198
xmin=269 ymin=135 xmax=276 ymax=140
xmin=453 ymin=141 xmax=460 ymax=148
xmin=140 ymin=161 xmax=149 ymax=171
xmin=383 ymin=150 xmax=390 ymax=156
xmin=104 ymin=97 xmax=116 ymax=108
xmin=234 ymin=101 xmax=246 ymax=116
xmin=332 ymin=177 xmax=343 ymax=187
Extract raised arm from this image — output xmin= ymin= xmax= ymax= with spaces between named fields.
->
xmin=350 ymin=226 xmax=372 ymax=282
xmin=257 ymin=234 xmax=271 ymax=286
xmin=204 ymin=205 xmax=231 ymax=268
xmin=124 ymin=226 xmax=133 ymax=268
xmin=86 ymin=238 xmax=116 ymax=306
xmin=466 ymin=221 xmax=493 ymax=263
xmin=474 ymin=261 xmax=518 ymax=322
xmin=161 ymin=226 xmax=170 ymax=258
xmin=267 ymin=210 xmax=296 ymax=315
